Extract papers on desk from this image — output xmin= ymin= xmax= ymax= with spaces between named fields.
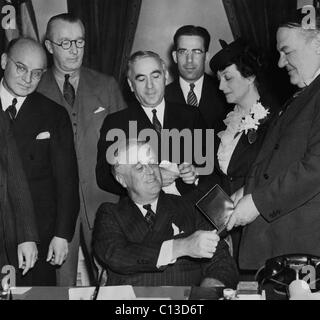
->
xmin=11 ymin=287 xmax=32 ymax=295
xmin=69 ymin=285 xmax=136 ymax=300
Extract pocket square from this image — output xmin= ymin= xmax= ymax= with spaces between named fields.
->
xmin=172 ymin=223 xmax=184 ymax=236
xmin=94 ymin=107 xmax=106 ymax=114
xmin=36 ymin=131 xmax=50 ymax=140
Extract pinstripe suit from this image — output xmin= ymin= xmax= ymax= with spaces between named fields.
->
xmin=93 ymin=192 xmax=238 ymax=287
xmin=0 ymin=109 xmax=38 ymax=270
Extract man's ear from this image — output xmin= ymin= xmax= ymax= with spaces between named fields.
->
xmin=1 ymin=53 xmax=8 ymax=71
xmin=172 ymin=51 xmax=177 ymax=64
xmin=205 ymin=51 xmax=210 ymax=63
xmin=44 ymin=39 xmax=53 ymax=54
xmin=127 ymin=78 xmax=134 ymax=92
xmin=115 ymin=173 xmax=127 ymax=188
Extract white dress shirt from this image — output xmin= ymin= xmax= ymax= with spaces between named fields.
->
xmin=179 ymin=75 xmax=204 ymax=105
xmin=135 ymin=198 xmax=176 ymax=268
xmin=141 ymin=99 xmax=181 ymax=196
xmin=0 ymin=79 xmax=26 ymax=114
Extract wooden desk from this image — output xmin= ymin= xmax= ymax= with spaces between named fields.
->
xmin=12 ymin=286 xmax=193 ymax=300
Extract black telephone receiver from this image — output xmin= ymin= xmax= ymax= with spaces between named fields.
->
xmin=255 ymin=254 xmax=320 ymax=293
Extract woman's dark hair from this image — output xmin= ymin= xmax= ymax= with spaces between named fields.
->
xmin=210 ymin=39 xmax=265 ymax=91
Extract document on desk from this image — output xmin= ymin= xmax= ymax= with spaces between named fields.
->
xmin=11 ymin=287 xmax=32 ymax=295
xmin=69 ymin=285 xmax=136 ymax=300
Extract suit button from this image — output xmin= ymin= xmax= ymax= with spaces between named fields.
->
xmin=263 ymin=173 xmax=269 ymax=180
xmin=274 ymin=144 xmax=279 ymax=150
xmin=229 ymin=177 xmax=233 ymax=181
xmin=73 ymin=123 xmax=77 ymax=126
xmin=72 ymin=113 xmax=76 ymax=116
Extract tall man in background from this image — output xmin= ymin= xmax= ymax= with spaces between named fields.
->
xmin=38 ymin=13 xmax=127 ymax=285
xmin=165 ymin=25 xmax=227 ymax=129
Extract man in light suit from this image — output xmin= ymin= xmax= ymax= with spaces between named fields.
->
xmin=165 ymin=25 xmax=227 ymax=130
xmin=0 ymin=106 xmax=38 ymax=281
xmin=37 ymin=13 xmax=127 ymax=285
xmin=96 ymin=51 xmax=213 ymax=198
xmin=1 ymin=38 xmax=79 ymax=285
xmin=93 ymin=139 xmax=238 ymax=287
xmin=227 ymin=14 xmax=320 ymax=270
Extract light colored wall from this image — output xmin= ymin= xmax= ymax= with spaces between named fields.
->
xmin=32 ymin=0 xmax=67 ymax=41
xmin=131 ymin=0 xmax=234 ymax=81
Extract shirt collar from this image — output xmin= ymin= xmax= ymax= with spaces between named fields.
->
xmin=306 ymin=67 xmax=320 ymax=86
xmin=141 ymin=98 xmax=165 ymax=126
xmin=179 ymin=75 xmax=204 ymax=104
xmin=135 ymin=198 xmax=158 ymax=217
xmin=0 ymin=79 xmax=27 ymax=113
xmin=52 ymin=66 xmax=80 ymax=93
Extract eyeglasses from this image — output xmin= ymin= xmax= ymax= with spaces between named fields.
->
xmin=50 ymin=39 xmax=85 ymax=50
xmin=7 ymin=56 xmax=46 ymax=81
xmin=176 ymin=48 xmax=205 ymax=56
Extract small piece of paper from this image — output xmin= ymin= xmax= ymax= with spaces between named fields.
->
xmin=69 ymin=285 xmax=136 ymax=300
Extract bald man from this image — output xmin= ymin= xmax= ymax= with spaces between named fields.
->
xmin=0 ymin=38 xmax=79 ymax=285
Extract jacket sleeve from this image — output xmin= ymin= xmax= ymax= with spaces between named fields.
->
xmin=96 ymin=115 xmax=127 ymax=195
xmin=93 ymin=204 xmax=163 ymax=275
xmin=6 ymin=120 xmax=39 ymax=244
xmin=51 ymin=107 xmax=80 ymax=241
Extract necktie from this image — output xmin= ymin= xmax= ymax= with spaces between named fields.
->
xmin=63 ymin=74 xmax=75 ymax=107
xmin=187 ymin=83 xmax=198 ymax=106
xmin=143 ymin=204 xmax=156 ymax=228
xmin=152 ymin=109 xmax=162 ymax=135
xmin=6 ymin=98 xmax=18 ymax=121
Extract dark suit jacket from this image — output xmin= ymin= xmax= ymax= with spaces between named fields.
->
xmin=10 ymin=92 xmax=79 ymax=245
xmin=96 ymin=100 xmax=209 ymax=196
xmin=93 ymin=192 xmax=238 ymax=287
xmin=0 ymin=109 xmax=38 ymax=269
xmin=165 ymin=73 xmax=228 ymax=129
xmin=240 ymin=75 xmax=320 ymax=270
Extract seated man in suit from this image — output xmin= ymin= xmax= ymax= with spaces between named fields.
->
xmin=93 ymin=139 xmax=238 ymax=287
xmin=165 ymin=25 xmax=227 ymax=130
xmin=96 ymin=50 xmax=215 ymax=197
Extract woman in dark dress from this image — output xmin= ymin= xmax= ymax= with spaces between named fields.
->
xmin=209 ymin=39 xmax=280 ymax=262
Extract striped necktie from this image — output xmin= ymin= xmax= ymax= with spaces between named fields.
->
xmin=152 ymin=109 xmax=162 ymax=135
xmin=6 ymin=98 xmax=18 ymax=121
xmin=187 ymin=83 xmax=198 ymax=106
xmin=143 ymin=204 xmax=156 ymax=229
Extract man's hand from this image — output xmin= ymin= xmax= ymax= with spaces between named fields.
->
xmin=160 ymin=167 xmax=179 ymax=187
xmin=46 ymin=236 xmax=68 ymax=265
xmin=200 ymin=277 xmax=225 ymax=288
xmin=230 ymin=187 xmax=244 ymax=206
xmin=17 ymin=242 xmax=38 ymax=275
xmin=174 ymin=230 xmax=219 ymax=260
xmin=178 ymin=163 xmax=198 ymax=184
xmin=227 ymin=194 xmax=260 ymax=231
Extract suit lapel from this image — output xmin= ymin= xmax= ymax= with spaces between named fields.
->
xmin=117 ymin=196 xmax=151 ymax=239
xmin=39 ymin=69 xmax=66 ymax=108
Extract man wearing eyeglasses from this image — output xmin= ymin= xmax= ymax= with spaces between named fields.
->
xmin=0 ymin=37 xmax=79 ymax=286
xmin=37 ymin=13 xmax=127 ymax=286
xmin=165 ymin=25 xmax=227 ymax=130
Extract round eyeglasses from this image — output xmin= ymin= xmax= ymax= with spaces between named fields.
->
xmin=50 ymin=39 xmax=85 ymax=50
xmin=7 ymin=56 xmax=46 ymax=81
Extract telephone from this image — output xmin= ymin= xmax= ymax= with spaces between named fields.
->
xmin=255 ymin=254 xmax=320 ymax=295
